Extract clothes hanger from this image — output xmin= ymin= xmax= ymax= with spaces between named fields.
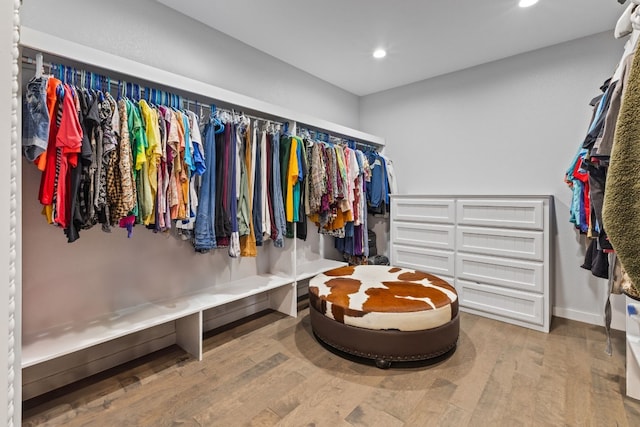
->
xmin=119 ymin=81 xmax=124 ymax=101
xmin=211 ymin=105 xmax=225 ymax=134
xmin=97 ymin=74 xmax=104 ymax=102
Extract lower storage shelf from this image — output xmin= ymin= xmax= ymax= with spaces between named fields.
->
xmin=22 ymin=273 xmax=294 ymax=368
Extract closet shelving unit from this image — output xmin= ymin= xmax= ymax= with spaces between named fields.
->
xmin=19 ymin=27 xmax=385 ymax=396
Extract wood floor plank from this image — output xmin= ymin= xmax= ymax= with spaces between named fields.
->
xmin=344 ymin=402 xmax=404 ymax=427
xmin=359 ymin=385 xmax=424 ymax=422
xmin=277 ymin=374 xmax=385 ymax=426
xmin=142 ymin=352 xmax=291 ymax=426
xmin=248 ymin=408 xmax=282 ymax=427
xmin=193 ymin=360 xmax=305 ymax=426
xmin=22 ymin=309 xmax=640 ymax=426
xmin=402 ymin=378 xmax=458 ymax=426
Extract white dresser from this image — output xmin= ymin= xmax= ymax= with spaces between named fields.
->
xmin=390 ymin=195 xmax=553 ymax=333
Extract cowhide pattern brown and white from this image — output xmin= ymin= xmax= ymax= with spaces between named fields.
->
xmin=309 ymin=265 xmax=458 ymax=331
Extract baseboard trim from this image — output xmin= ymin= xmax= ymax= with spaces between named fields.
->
xmin=203 ymin=296 xmax=270 ymax=332
xmin=553 ymin=307 xmax=602 ymax=326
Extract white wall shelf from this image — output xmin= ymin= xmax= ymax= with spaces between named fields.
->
xmin=22 ymin=272 xmax=296 ymax=369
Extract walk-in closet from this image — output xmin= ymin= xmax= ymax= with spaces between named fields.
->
xmin=3 ymin=1 xmax=640 ymax=426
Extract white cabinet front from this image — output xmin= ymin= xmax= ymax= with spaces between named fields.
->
xmin=456 ymin=252 xmax=544 ymax=293
xmin=456 ymin=226 xmax=544 ymax=261
xmin=456 ymin=199 xmax=544 ymax=230
xmin=394 ymin=222 xmax=455 ymax=250
xmin=391 ymin=244 xmax=455 ymax=276
xmin=457 ymin=279 xmax=544 ymax=326
xmin=392 ymin=198 xmax=455 ymax=224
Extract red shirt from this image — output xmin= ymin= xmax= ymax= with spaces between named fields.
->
xmin=38 ymin=85 xmax=83 ymax=228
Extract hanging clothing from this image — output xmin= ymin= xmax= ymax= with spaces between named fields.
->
xmin=287 ymin=136 xmax=301 ymax=223
xmin=237 ymin=122 xmax=251 ymax=237
xmin=296 ymin=138 xmax=308 ymax=241
xmin=265 ymin=131 xmax=277 ymax=242
xmin=271 ymin=129 xmax=287 ymax=248
xmin=261 ymin=129 xmax=271 ymax=240
xmin=603 ymin=35 xmax=640 ymax=294
xmin=228 ymin=121 xmax=240 ymax=257
xmin=193 ymin=121 xmax=217 ymax=252
xmin=38 ymin=84 xmax=83 ymax=230
xmin=22 ymin=75 xmax=51 ymax=162
xmin=240 ymin=119 xmax=257 ymax=257
xmin=139 ymin=100 xmax=161 ymax=225
xmin=214 ymin=124 xmax=230 ymax=247
xmin=253 ymin=124 xmax=264 ymax=246
xmin=25 ymin=66 xmax=389 ymax=255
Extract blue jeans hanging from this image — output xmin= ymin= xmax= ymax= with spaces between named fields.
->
xmin=194 ymin=123 xmax=217 ymax=252
xmin=271 ymin=130 xmax=287 ymax=247
xmin=22 ymin=76 xmax=50 ymax=161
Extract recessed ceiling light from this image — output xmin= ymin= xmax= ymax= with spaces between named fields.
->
xmin=519 ymin=0 xmax=539 ymax=7
xmin=373 ymin=49 xmax=387 ymax=59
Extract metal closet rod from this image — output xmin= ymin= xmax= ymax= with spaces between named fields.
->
xmin=194 ymin=103 xmax=286 ymax=127
xmin=298 ymin=125 xmax=380 ymax=152
xmin=21 ymin=54 xmax=288 ymax=126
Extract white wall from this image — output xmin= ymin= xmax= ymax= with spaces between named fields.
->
xmin=360 ymin=31 xmax=627 ymax=329
xmin=20 ymin=0 xmax=359 ymax=129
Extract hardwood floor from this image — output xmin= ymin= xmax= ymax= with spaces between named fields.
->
xmin=23 ymin=303 xmax=640 ymax=426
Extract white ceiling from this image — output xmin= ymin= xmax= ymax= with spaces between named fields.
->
xmin=156 ymin=0 xmax=626 ymax=96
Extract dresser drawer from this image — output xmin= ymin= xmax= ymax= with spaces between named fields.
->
xmin=456 ymin=253 xmax=544 ymax=293
xmin=456 ymin=226 xmax=544 ymax=261
xmin=393 ymin=222 xmax=455 ymax=250
xmin=456 ymin=199 xmax=544 ymax=230
xmin=391 ymin=245 xmax=455 ymax=277
xmin=392 ymin=198 xmax=455 ymax=224
xmin=456 ymin=279 xmax=544 ymax=326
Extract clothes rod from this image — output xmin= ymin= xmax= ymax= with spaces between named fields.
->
xmin=21 ymin=55 xmax=286 ymax=126
xmin=298 ymin=125 xmax=382 ymax=151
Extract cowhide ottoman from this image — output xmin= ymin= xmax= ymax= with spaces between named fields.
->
xmin=308 ymin=265 xmax=459 ymax=368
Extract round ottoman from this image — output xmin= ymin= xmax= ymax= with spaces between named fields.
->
xmin=308 ymin=265 xmax=459 ymax=368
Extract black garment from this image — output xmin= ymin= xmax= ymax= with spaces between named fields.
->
xmin=214 ymin=128 xmax=230 ymax=246
xmin=296 ymin=141 xmax=308 ymax=241
xmin=368 ymin=229 xmax=378 ymax=257
xmin=586 ymin=161 xmax=613 ymax=251
xmin=581 ymin=238 xmax=609 ymax=279
xmin=368 ymin=201 xmax=388 ymax=216
xmin=66 ymin=89 xmax=100 ymax=242
xmin=64 ymin=161 xmax=82 ymax=243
